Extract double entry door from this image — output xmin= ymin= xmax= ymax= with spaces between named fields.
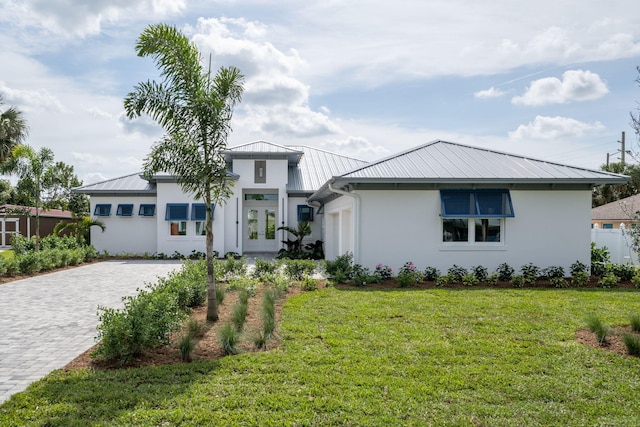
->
xmin=244 ymin=205 xmax=278 ymax=252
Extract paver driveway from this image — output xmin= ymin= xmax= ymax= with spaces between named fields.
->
xmin=0 ymin=260 xmax=182 ymax=404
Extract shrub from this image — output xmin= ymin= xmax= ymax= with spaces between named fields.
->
xmin=187 ymin=318 xmax=206 ymax=339
xmin=17 ymin=252 xmax=41 ymax=274
xmin=511 ymin=274 xmax=525 ymax=288
xmin=496 ymin=263 xmax=514 ymax=281
xmin=630 ymin=315 xmax=640 ymax=333
xmin=220 ymin=255 xmax=247 ymax=281
xmin=253 ymin=259 xmax=279 ymax=280
xmin=397 ymin=261 xmax=422 ymax=287
xmin=520 ymin=263 xmax=539 ymax=284
xmin=374 ymin=263 xmax=393 ymax=281
xmin=435 ymin=274 xmax=453 ymax=287
xmin=571 ymin=271 xmax=590 ymax=287
xmin=232 ymin=299 xmax=248 ymax=332
xmin=324 ymin=253 xmax=353 ymax=280
xmin=227 ymin=276 xmax=259 ymax=296
xmin=550 ymin=277 xmax=568 ymax=288
xmin=461 ymin=273 xmax=479 ymax=287
xmin=585 ymin=315 xmax=610 ymax=344
xmin=219 ymin=323 xmax=240 ymax=355
xmin=623 ymin=334 xmax=640 ymax=356
xmin=216 ymin=284 xmax=226 ymax=305
xmin=486 ymin=273 xmax=499 ymax=286
xmin=570 ymin=260 xmax=588 ymax=275
xmin=423 ymin=266 xmax=440 ymax=281
xmin=283 ymin=259 xmax=317 ymax=281
xmin=544 ymin=266 xmax=565 ymax=280
xmin=301 ymin=277 xmax=319 ymax=291
xmin=352 ymin=264 xmax=373 ymax=286
xmin=632 ymin=273 xmax=640 ymax=289
xmin=591 ymin=243 xmax=610 ymax=276
xmin=447 ymin=265 xmax=467 ymax=282
xmin=598 ymin=272 xmax=618 ymax=288
xmin=471 ymin=265 xmax=488 ymax=282
xmin=155 ymin=260 xmax=207 ymax=309
xmin=611 ymin=263 xmax=635 ymax=281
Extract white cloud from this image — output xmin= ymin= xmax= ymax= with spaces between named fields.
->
xmin=509 ymin=116 xmax=605 ymax=140
xmin=512 ymin=70 xmax=609 ymax=106
xmin=474 ymin=87 xmax=506 ymax=99
xmin=0 ymin=81 xmax=67 ymax=113
xmin=320 ymin=136 xmax=389 ymax=160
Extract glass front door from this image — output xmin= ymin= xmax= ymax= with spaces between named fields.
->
xmin=244 ymin=207 xmax=278 ymax=251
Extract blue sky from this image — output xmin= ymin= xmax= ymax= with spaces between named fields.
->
xmin=1 ymin=0 xmax=639 ymax=184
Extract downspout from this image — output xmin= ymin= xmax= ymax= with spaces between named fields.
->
xmin=307 ymin=200 xmax=323 ymax=243
xmin=327 ymin=182 xmax=361 ymax=264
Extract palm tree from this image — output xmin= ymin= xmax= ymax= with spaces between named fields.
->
xmin=1 ymin=145 xmax=54 ymax=251
xmin=53 ymin=215 xmax=106 ymax=245
xmin=0 ymin=95 xmax=29 ymax=162
xmin=124 ymin=23 xmax=244 ymax=321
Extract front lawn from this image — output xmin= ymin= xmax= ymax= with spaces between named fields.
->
xmin=1 ymin=287 xmax=639 ymax=426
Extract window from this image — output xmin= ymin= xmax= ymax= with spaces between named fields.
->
xmin=116 ymin=204 xmax=134 ymax=216
xmin=94 ymin=204 xmax=111 ymax=216
xmin=603 ymin=223 xmax=613 ymax=229
xmin=191 ymin=203 xmax=215 ymax=236
xmin=170 ymin=221 xmax=187 ymax=236
xmin=139 ymin=204 xmax=156 ymax=217
xmin=165 ymin=204 xmax=189 ymax=220
xmin=254 ymin=160 xmax=266 ymax=183
xmin=440 ymin=189 xmax=514 ymax=217
xmin=440 ymin=190 xmax=513 ymax=244
xmin=297 ymin=205 xmax=314 ymax=222
xmin=245 ymin=193 xmax=278 ymax=201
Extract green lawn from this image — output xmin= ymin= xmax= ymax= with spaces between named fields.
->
xmin=1 ymin=287 xmax=639 ymax=426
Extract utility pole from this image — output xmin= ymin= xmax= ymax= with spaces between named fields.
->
xmin=620 ymin=131 xmax=626 ymax=165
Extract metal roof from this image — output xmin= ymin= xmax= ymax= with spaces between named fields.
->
xmin=287 ymin=145 xmax=368 ymax=193
xmin=224 ymin=140 xmax=304 ymax=165
xmin=308 ymin=140 xmax=629 ymax=202
xmin=73 ymin=173 xmax=156 ymax=195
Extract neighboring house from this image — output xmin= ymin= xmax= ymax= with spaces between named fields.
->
xmin=73 ymin=140 xmax=627 ymax=273
xmin=0 ymin=204 xmax=74 ymax=247
xmin=591 ymin=193 xmax=640 ymax=229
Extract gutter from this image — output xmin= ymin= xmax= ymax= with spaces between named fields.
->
xmin=327 ymin=181 xmax=361 ymax=264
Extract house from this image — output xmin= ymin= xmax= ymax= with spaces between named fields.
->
xmin=73 ymin=140 xmax=627 ymax=273
xmin=0 ymin=204 xmax=74 ymax=247
xmin=591 ymin=193 xmax=640 ymax=229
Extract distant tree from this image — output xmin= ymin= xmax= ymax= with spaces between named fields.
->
xmin=631 ymin=66 xmax=640 ymax=155
xmin=124 ymin=23 xmax=244 ymax=321
xmin=0 ymin=95 xmax=28 ymax=162
xmin=42 ymin=161 xmax=89 ymax=214
xmin=1 ymin=145 xmax=55 ymax=251
xmin=0 ymin=179 xmax=14 ymax=205
xmin=592 ymin=162 xmax=640 ymax=207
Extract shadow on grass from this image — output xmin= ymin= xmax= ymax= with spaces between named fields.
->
xmin=1 ymin=360 xmax=220 ymax=425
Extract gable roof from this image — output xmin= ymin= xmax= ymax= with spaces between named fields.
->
xmin=592 ymin=193 xmax=640 ymax=221
xmin=224 ymin=140 xmax=304 ymax=165
xmin=309 ymin=140 xmax=628 ymax=201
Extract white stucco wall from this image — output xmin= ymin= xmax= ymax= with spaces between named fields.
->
xmin=90 ymin=196 xmax=157 ymax=255
xmin=155 ymin=182 xmax=226 ymax=257
xmin=332 ymin=188 xmax=591 ymax=275
xmin=323 ymin=195 xmax=356 ymax=261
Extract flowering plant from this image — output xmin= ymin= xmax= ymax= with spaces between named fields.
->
xmin=397 ymin=261 xmax=423 ymax=287
xmin=374 ymin=263 xmax=393 ymax=280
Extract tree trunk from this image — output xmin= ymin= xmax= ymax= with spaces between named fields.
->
xmin=205 ymin=198 xmax=218 ymax=322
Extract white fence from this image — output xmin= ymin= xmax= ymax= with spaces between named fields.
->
xmin=591 ymin=227 xmax=639 ymax=265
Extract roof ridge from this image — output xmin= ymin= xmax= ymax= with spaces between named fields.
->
xmin=286 ymin=145 xmax=368 ymax=163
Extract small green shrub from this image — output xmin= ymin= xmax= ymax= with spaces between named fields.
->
xmin=232 ymin=299 xmax=248 ymax=332
xmin=447 ymin=264 xmax=467 ymax=282
xmin=471 ymin=265 xmax=488 ymax=281
xmin=611 ymin=263 xmax=635 ymax=281
xmin=598 ymin=272 xmax=618 ymax=288
xmin=374 ymin=263 xmax=393 ymax=281
xmin=219 ymin=323 xmax=240 ymax=355
xmin=324 ymin=252 xmax=353 ymax=279
xmin=301 ymin=277 xmax=319 ymax=291
xmin=520 ymin=263 xmax=539 ymax=284
xmin=423 ymin=266 xmax=440 ymax=281
xmin=632 ymin=273 xmax=640 ymax=289
xmin=571 ymin=271 xmax=590 ymax=287
xmin=496 ymin=263 xmax=514 ymax=281
xmin=486 ymin=273 xmax=499 ymax=286
xmin=216 ymin=284 xmax=226 ymax=305
xmin=283 ymin=259 xmax=317 ymax=281
xmin=187 ymin=318 xmax=206 ymax=339
xmin=17 ymin=252 xmax=42 ymax=274
xmin=570 ymin=260 xmax=588 ymax=275
xmin=591 ymin=243 xmax=610 ymax=276
xmin=435 ymin=274 xmax=453 ymax=287
xmin=227 ymin=276 xmax=259 ymax=296
xmin=630 ymin=315 xmax=640 ymax=333
xmin=544 ymin=266 xmax=565 ymax=279
xmin=550 ymin=277 xmax=568 ymax=288
xmin=179 ymin=335 xmax=195 ymax=362
xmin=397 ymin=261 xmax=423 ymax=287
xmin=461 ymin=273 xmax=479 ymax=287
xmin=253 ymin=259 xmax=279 ymax=280
xmin=511 ymin=274 xmax=525 ymax=288
xmin=352 ymin=264 xmax=373 ymax=286
xmin=261 ymin=289 xmax=277 ymax=339
xmin=585 ymin=315 xmax=610 ymax=344
xmin=221 ymin=255 xmax=247 ymax=280
xmin=623 ymin=333 xmax=640 ymax=356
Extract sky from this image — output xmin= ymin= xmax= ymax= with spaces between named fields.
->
xmin=1 ymin=0 xmax=639 ymax=185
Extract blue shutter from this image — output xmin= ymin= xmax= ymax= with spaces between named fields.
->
xmin=165 ymin=204 xmax=189 ymax=220
xmin=441 ymin=190 xmax=514 ymax=218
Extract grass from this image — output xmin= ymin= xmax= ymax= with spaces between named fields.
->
xmin=2 ymin=288 xmax=640 ymax=426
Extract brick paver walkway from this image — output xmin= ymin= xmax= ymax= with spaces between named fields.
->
xmin=0 ymin=260 xmax=182 ymax=404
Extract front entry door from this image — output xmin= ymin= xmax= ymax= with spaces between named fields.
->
xmin=244 ymin=207 xmax=278 ymax=252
